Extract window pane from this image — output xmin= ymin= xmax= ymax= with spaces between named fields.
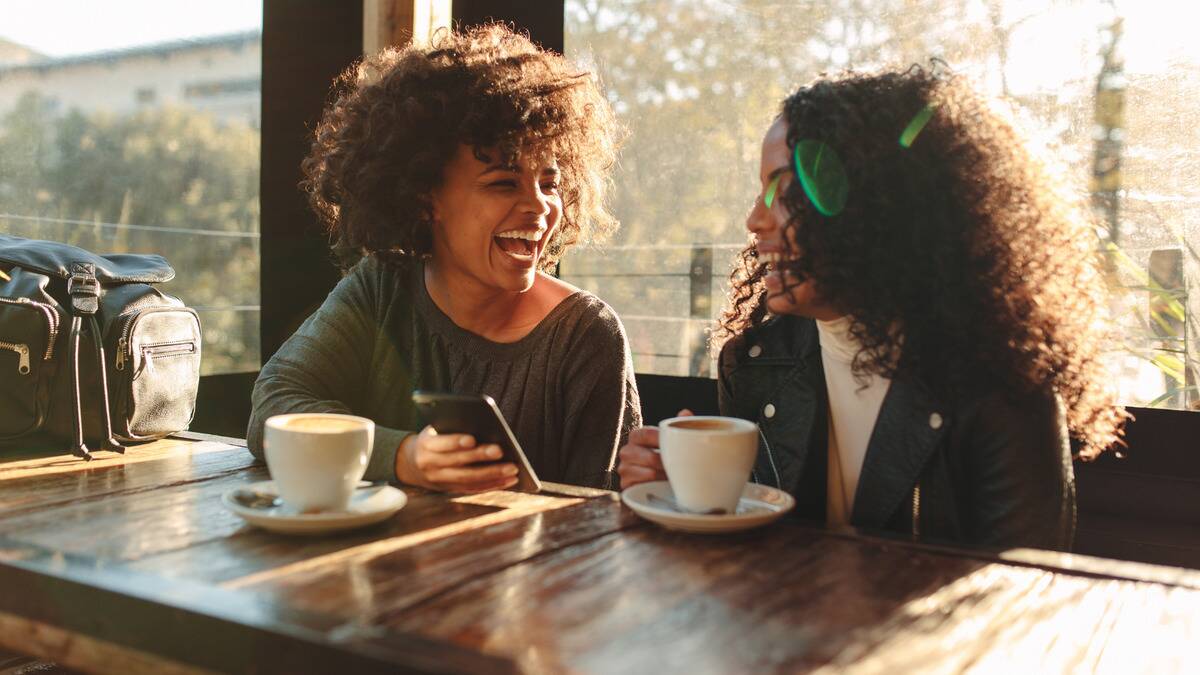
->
xmin=0 ymin=2 xmax=262 ymax=375
xmin=564 ymin=0 xmax=1200 ymax=411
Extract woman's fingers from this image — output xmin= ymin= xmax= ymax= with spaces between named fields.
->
xmin=618 ymin=464 xmax=663 ymax=488
xmin=678 ymin=409 xmax=694 ymax=417
xmin=418 ymin=443 xmax=503 ymax=469
xmin=620 ymin=444 xmax=664 ymax=472
xmin=619 ymin=428 xmax=667 ymax=488
xmin=618 ymin=437 xmax=667 ymax=488
xmin=420 ymin=431 xmax=477 ymax=453
xmin=402 ymin=428 xmax=516 ymax=493
xmin=626 ymin=426 xmax=659 ymax=449
xmin=427 ymin=461 xmax=518 ymax=486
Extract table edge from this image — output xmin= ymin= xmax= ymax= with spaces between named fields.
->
xmin=0 ymin=538 xmax=517 ymax=675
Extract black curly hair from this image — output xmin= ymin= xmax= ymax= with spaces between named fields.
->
xmin=716 ymin=65 xmax=1126 ymax=457
xmin=301 ymin=23 xmax=620 ymax=270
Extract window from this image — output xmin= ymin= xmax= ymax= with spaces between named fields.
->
xmin=184 ymin=77 xmax=261 ymax=99
xmin=0 ymin=3 xmax=262 ymax=375
xmin=564 ymin=0 xmax=1200 ymax=411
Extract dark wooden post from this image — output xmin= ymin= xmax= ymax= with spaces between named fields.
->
xmin=689 ymin=245 xmax=713 ymax=377
xmin=1148 ymin=248 xmax=1191 ymax=408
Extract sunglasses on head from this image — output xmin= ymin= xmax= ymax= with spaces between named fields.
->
xmin=761 ymin=140 xmax=848 ymax=217
xmin=761 ymin=105 xmax=934 ymax=217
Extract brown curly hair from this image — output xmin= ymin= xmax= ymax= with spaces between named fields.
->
xmin=716 ymin=65 xmax=1126 ymax=457
xmin=301 ymin=24 xmax=620 ymax=270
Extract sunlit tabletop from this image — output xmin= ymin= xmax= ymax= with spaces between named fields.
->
xmin=1 ymin=434 xmax=1197 ymax=674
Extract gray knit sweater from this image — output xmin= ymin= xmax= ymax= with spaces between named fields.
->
xmin=247 ymin=255 xmax=640 ymax=489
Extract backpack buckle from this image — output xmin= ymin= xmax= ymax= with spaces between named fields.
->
xmin=67 ymin=262 xmax=100 ymax=314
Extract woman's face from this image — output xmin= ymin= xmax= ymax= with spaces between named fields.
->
xmin=429 ymin=144 xmax=562 ymax=293
xmin=746 ymin=117 xmax=842 ymax=320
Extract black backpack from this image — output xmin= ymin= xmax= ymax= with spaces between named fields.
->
xmin=0 ymin=235 xmax=202 ymax=459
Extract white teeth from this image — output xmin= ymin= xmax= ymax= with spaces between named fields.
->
xmin=759 ymin=252 xmax=789 ymax=264
xmin=496 ymin=230 xmax=544 ymax=241
xmin=503 ymin=249 xmax=534 ymax=261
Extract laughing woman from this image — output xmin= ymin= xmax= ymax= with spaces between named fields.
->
xmin=248 ymin=25 xmax=640 ymax=492
xmin=619 ymin=66 xmax=1126 ymax=550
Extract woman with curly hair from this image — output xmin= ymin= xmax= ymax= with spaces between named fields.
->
xmin=619 ymin=66 xmax=1125 ymax=550
xmin=248 ymin=25 xmax=640 ymax=492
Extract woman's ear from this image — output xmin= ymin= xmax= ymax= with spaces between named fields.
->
xmin=426 ymin=188 xmax=443 ymax=226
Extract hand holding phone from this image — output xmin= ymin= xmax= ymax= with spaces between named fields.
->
xmin=409 ymin=392 xmax=542 ymax=493
xmin=396 ymin=426 xmax=520 ymax=494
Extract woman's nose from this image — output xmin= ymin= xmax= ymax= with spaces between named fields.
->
xmin=746 ymin=199 xmax=772 ymax=236
xmin=519 ymin=181 xmax=552 ymax=217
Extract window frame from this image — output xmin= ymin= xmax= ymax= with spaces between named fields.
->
xmin=193 ymin=0 xmax=363 ymax=437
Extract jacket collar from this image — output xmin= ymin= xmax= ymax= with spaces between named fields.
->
xmin=737 ymin=316 xmax=824 ymax=496
xmin=735 ymin=316 xmax=947 ymax=526
xmin=779 ymin=329 xmax=826 ymax=498
xmin=849 ymin=377 xmax=947 ymax=528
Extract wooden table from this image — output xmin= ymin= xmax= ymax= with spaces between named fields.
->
xmin=1 ymin=435 xmax=1198 ymax=674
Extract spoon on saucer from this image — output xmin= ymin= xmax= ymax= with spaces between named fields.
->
xmin=231 ymin=481 xmax=391 ymax=511
xmin=645 ymin=491 xmax=728 ymax=516
xmin=231 ymin=489 xmax=283 ymax=510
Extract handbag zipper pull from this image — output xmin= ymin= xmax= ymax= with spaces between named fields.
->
xmin=911 ymin=484 xmax=921 ymax=537
xmin=116 ymin=337 xmax=128 ymax=370
xmin=2 ymin=342 xmax=30 ymax=374
xmin=15 ymin=344 xmax=30 ymax=374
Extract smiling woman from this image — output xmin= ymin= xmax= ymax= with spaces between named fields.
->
xmin=424 ymin=145 xmax=573 ymax=335
xmin=246 ymin=24 xmax=639 ymax=493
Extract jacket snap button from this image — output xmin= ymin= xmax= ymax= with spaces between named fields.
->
xmin=929 ymin=412 xmax=943 ymax=429
xmin=748 ymin=345 xmax=762 ymax=358
xmin=764 ymin=403 xmax=776 ymax=419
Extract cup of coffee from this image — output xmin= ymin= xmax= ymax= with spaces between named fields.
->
xmin=658 ymin=416 xmax=758 ymax=513
xmin=263 ymin=413 xmax=374 ymax=512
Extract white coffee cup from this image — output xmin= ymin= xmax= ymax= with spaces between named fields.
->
xmin=263 ymin=413 xmax=374 ymax=512
xmin=658 ymin=415 xmax=759 ymax=513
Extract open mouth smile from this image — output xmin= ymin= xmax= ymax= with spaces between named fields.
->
xmin=494 ymin=228 xmax=545 ymax=265
xmin=757 ymin=250 xmax=800 ymax=272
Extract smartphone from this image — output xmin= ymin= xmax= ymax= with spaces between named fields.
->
xmin=411 ymin=391 xmax=542 ymax=493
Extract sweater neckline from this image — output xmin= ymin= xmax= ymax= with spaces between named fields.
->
xmin=414 ymin=262 xmax=587 ymax=360
xmin=816 ymin=315 xmax=859 ymax=364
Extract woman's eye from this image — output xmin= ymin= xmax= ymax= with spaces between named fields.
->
xmin=541 ymin=182 xmax=560 ymax=192
xmin=489 ymin=180 xmax=517 ymax=189
xmin=763 ymin=173 xmax=783 ymax=209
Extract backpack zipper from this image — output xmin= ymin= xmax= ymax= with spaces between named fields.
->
xmin=116 ymin=337 xmax=129 ymax=370
xmin=115 ymin=307 xmax=199 ymax=371
xmin=137 ymin=341 xmax=197 ymax=375
xmin=0 ymin=297 xmax=58 ymax=361
xmin=115 ymin=314 xmax=138 ymax=370
xmin=0 ymin=341 xmax=31 ymax=374
xmin=911 ymin=483 xmax=921 ymax=537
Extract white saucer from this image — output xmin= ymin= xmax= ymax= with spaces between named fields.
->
xmin=222 ymin=480 xmax=407 ymax=535
xmin=621 ymin=481 xmax=795 ymax=534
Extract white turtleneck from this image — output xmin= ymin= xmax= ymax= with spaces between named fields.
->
xmin=817 ymin=316 xmax=892 ymax=527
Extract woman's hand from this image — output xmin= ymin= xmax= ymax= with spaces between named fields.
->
xmin=617 ymin=409 xmax=692 ymax=488
xmin=396 ymin=426 xmax=518 ymax=493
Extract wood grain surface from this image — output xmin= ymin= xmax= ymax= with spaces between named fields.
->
xmin=1 ymin=438 xmax=1197 ymax=674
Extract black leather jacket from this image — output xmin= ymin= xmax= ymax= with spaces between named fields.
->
xmin=718 ymin=315 xmax=1076 ymax=551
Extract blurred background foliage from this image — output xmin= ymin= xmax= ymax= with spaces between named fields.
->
xmin=0 ymin=92 xmax=260 ymax=374
xmin=562 ymin=0 xmax=1199 ymax=408
xmin=1 ymin=0 xmax=1195 ymax=408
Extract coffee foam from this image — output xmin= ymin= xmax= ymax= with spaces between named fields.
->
xmin=667 ymin=419 xmax=737 ymax=431
xmin=277 ymin=416 xmax=365 ymax=433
